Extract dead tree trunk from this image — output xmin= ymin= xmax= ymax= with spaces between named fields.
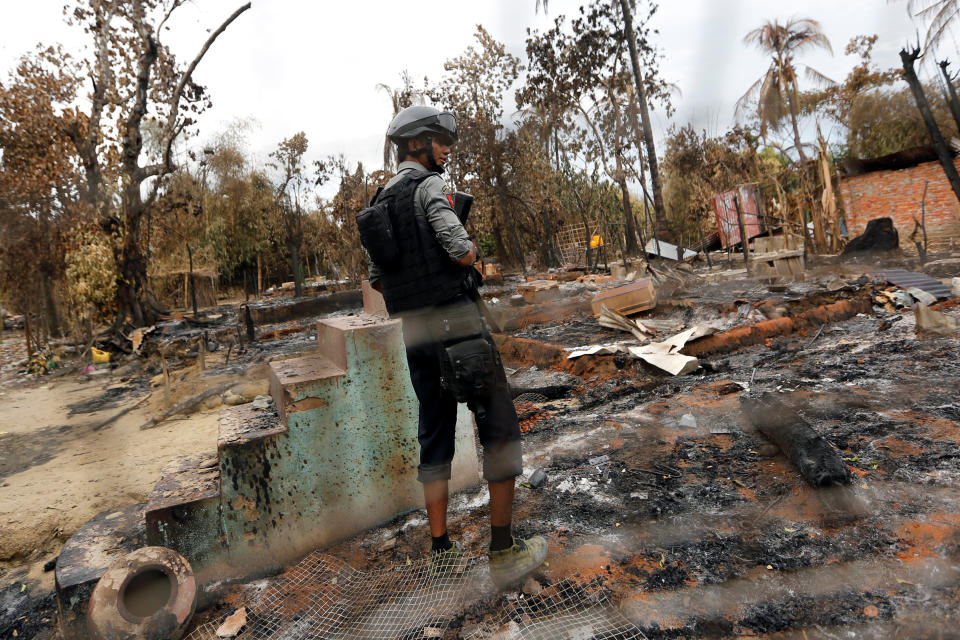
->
xmin=902 ymin=46 xmax=960 ymax=207
xmin=70 ymin=2 xmax=251 ymax=329
xmin=938 ymin=60 xmax=960 ymax=134
xmin=618 ymin=0 xmax=669 ymax=240
xmin=187 ymin=243 xmax=199 ymax=317
xmin=615 ymin=176 xmax=639 ymax=255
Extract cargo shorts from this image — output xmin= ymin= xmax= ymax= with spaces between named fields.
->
xmin=398 ymin=295 xmax=522 ymax=483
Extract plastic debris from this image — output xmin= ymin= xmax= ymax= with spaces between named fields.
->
xmin=527 ymin=468 xmax=547 ymax=488
xmin=915 ymin=303 xmax=960 ymax=335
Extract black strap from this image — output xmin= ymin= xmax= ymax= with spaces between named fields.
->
xmin=374 ymin=169 xmax=437 ymax=205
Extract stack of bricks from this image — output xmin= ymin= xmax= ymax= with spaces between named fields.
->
xmin=840 ymin=158 xmax=960 ymax=253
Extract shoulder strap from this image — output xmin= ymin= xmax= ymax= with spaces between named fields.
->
xmin=376 ymin=169 xmax=439 ymax=203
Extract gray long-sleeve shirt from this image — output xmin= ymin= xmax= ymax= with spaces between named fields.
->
xmin=367 ymin=160 xmax=472 ymax=284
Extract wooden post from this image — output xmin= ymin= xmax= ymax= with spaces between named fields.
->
xmin=695 ymin=213 xmax=712 ymax=268
xmin=257 ymin=253 xmax=263 ymax=298
xmin=187 ymin=243 xmax=199 ymax=317
xmin=24 ymin=313 xmax=32 ymax=355
xmin=198 ymin=333 xmax=206 ymax=371
xmin=921 ymin=180 xmax=930 ymax=262
xmin=733 ymin=194 xmax=751 ymax=272
xmin=160 ymin=352 xmax=171 ymax=397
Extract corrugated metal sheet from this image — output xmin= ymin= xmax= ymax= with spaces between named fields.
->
xmin=872 ymin=269 xmax=952 ymax=299
xmin=644 ymin=238 xmax=697 ymax=261
xmin=712 ymin=185 xmax=767 ymax=248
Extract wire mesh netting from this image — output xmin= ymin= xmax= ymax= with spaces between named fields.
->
xmin=513 ymin=392 xmax=550 ymax=404
xmin=463 ymin=576 xmax=649 ymax=640
xmin=185 ymin=550 xmax=482 ymax=640
xmin=186 ymin=551 xmax=648 ymax=640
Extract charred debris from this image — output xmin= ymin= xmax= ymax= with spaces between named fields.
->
xmin=170 ymin=244 xmax=958 ymax=639
xmin=6 ymin=240 xmax=960 ymax=640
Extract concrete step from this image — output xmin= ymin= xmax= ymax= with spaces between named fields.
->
xmin=144 ymin=454 xmax=224 ymax=588
xmin=268 ymin=352 xmax=345 ymax=425
xmin=58 ymin=313 xmax=483 ymax=638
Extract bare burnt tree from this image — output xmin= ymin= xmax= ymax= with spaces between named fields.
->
xmin=616 ymin=0 xmax=671 ymax=240
xmin=937 ymin=60 xmax=960 ymax=132
xmin=901 ymin=45 xmax=960 ymax=206
xmin=63 ymin=0 xmax=251 ymax=328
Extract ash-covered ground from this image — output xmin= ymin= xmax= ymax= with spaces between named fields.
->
xmin=191 ymin=264 xmax=960 ymax=639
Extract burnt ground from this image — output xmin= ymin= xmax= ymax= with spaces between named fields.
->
xmin=5 ymin=263 xmax=960 ymax=639
xmin=229 ymin=270 xmax=960 ymax=639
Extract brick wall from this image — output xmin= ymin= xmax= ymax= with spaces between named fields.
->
xmin=840 ymin=158 xmax=960 ymax=253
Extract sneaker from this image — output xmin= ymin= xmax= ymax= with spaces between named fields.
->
xmin=487 ymin=536 xmax=548 ymax=589
xmin=429 ymin=541 xmax=464 ymax=578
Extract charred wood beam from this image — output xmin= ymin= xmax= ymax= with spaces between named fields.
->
xmin=741 ymin=394 xmax=851 ymax=487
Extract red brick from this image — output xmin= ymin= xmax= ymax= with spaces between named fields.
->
xmin=840 ymin=158 xmax=960 ymax=253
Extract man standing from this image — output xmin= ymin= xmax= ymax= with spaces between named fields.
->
xmin=361 ymin=105 xmax=546 ymax=588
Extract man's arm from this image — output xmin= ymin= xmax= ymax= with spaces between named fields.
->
xmin=418 ymin=176 xmax=476 ymax=266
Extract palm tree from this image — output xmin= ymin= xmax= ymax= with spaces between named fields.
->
xmin=899 ymin=0 xmax=960 ymax=54
xmin=736 ymin=17 xmax=833 ymax=165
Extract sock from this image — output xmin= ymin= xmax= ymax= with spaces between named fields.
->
xmin=490 ymin=524 xmax=513 ymax=552
xmin=431 ymin=531 xmax=452 ymax=552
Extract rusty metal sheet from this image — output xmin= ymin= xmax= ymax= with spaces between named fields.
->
xmin=712 ymin=185 xmax=767 ymax=248
xmin=872 ymin=269 xmax=952 ymax=299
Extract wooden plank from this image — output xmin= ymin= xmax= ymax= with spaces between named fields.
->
xmin=590 ymin=280 xmax=657 ymax=317
xmin=748 ymin=249 xmax=805 ymax=263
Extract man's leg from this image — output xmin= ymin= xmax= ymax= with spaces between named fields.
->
xmin=402 ymin=315 xmax=458 ymax=552
xmin=424 ymin=479 xmax=449 ymax=537
xmin=488 ymin=477 xmax=514 ymax=528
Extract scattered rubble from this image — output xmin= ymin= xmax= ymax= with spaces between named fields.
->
xmin=3 ymin=247 xmax=960 ymax=639
xmin=915 ymin=302 xmax=960 ymax=335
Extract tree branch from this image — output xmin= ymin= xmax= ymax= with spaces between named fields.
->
xmin=124 ymin=0 xmax=158 ymax=180
xmin=156 ymin=2 xmax=252 ymax=177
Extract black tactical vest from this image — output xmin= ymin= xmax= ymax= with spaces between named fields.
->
xmin=376 ymin=170 xmax=471 ymax=314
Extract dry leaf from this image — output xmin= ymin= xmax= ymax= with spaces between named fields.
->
xmin=216 ymin=607 xmax=247 ymax=638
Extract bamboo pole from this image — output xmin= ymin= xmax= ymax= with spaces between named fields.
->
xmin=733 ymin=194 xmax=751 ymax=272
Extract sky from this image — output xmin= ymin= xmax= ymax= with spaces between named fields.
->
xmin=0 ymin=1 xmax=926 ymax=195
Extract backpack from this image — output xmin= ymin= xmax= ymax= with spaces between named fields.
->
xmin=354 ymin=170 xmax=433 ymax=268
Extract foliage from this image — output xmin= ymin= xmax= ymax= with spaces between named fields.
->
xmin=64 ymin=224 xmax=118 ymax=324
xmin=802 ymin=35 xmax=957 ymax=158
xmin=376 ymin=71 xmax=426 ymax=172
xmin=427 ymin=26 xmax=525 ymax=265
xmin=0 ymin=46 xmax=86 ymax=338
xmin=736 ymin=17 xmax=834 ymax=162
xmin=661 ymin=124 xmax=783 ymax=240
xmin=899 ymin=0 xmax=960 ymax=54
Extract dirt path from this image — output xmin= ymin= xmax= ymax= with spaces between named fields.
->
xmin=0 ymin=341 xmax=272 ymax=640
xmin=0 ymin=378 xmax=224 ymax=563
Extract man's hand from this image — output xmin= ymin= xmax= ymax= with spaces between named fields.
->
xmin=456 ymin=242 xmax=478 ymax=267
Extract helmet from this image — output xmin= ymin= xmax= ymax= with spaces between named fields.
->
xmin=386 ymin=106 xmax=458 ymax=144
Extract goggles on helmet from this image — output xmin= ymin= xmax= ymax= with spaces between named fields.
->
xmin=393 ymin=111 xmax=458 ymax=143
xmin=435 ymin=112 xmax=457 ymax=139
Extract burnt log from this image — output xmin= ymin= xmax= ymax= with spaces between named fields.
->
xmin=740 ymin=394 xmax=852 ymax=487
xmin=842 ymin=217 xmax=899 ymax=254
